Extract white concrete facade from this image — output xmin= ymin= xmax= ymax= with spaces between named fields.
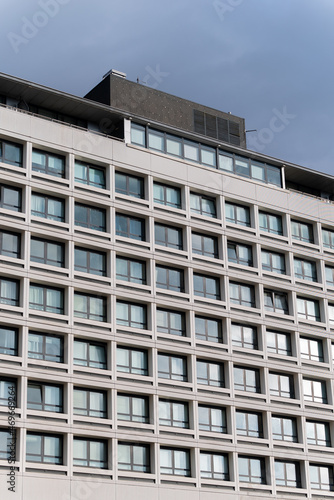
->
xmin=0 ymin=86 xmax=334 ymax=500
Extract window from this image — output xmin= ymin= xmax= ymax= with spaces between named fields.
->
xmin=0 ymin=278 xmax=19 ymax=306
xmin=266 ymin=330 xmax=291 ymax=356
xmin=272 ymin=415 xmax=298 ymax=442
xmin=29 ymin=284 xmax=63 ymax=314
xmin=198 ymin=406 xmax=227 ymax=433
xmin=192 ymin=233 xmax=218 ymax=258
xmin=229 ymin=282 xmax=255 ymax=307
xmin=116 ymin=214 xmax=145 ymax=241
xmin=27 ymin=382 xmax=63 ymax=412
xmin=194 ymin=274 xmax=220 ymax=300
xmin=28 ymin=332 xmax=63 ymax=363
xmin=0 ymin=378 xmax=15 ymax=406
xmin=160 ymin=448 xmax=190 ymax=476
xmin=225 ymin=202 xmax=250 ymax=227
xmin=0 ymin=326 xmax=18 ymax=356
xmin=294 ymin=258 xmax=317 ymax=281
xmin=0 ymin=230 xmax=20 ymax=258
xmin=73 ymin=388 xmax=107 ymax=418
xmin=0 ymin=139 xmax=22 ymax=167
xmin=291 ymin=220 xmax=314 ymax=243
xmin=32 ymin=149 xmax=65 ymax=177
xmin=306 ymin=421 xmax=331 ymax=447
xmin=297 ymin=297 xmax=320 ymax=321
xmin=117 ymin=394 xmax=149 ymax=423
xmin=153 ymin=182 xmax=181 ymax=208
xmin=159 ymin=399 xmax=189 ymax=428
xmin=116 ymin=301 xmax=146 ymax=329
xmin=231 ymin=323 xmax=257 ymax=349
xmin=275 ymin=461 xmax=301 ymax=488
xmin=234 ymin=366 xmax=260 ymax=393
xmin=157 ymin=309 xmax=185 ymax=336
xmin=118 ymin=443 xmax=150 ymax=472
xmin=259 ymin=211 xmax=283 ymax=235
xmin=0 ymin=185 xmax=21 ymax=212
xmin=261 ymin=249 xmax=285 ymax=274
xmin=228 ymin=242 xmax=252 ymax=266
xmin=264 ymin=289 xmax=288 ymax=314
xmin=155 ymin=223 xmax=182 ymax=249
xmin=269 ymin=372 xmax=294 ymax=398
xmin=31 ymin=238 xmax=64 ymax=267
xmin=238 ymin=456 xmax=266 ymax=484
xmin=197 ymin=360 xmax=224 ymax=387
xmin=31 ymin=193 xmax=64 ymax=222
xmin=73 ymin=438 xmax=107 ymax=468
xmin=200 ymin=452 xmax=229 ymax=480
xmin=73 ymin=339 xmax=107 ymax=369
xmin=303 ymin=378 xmax=327 ymax=404
xmin=74 ymin=161 xmax=105 ymax=189
xmin=195 ymin=316 xmax=222 ymax=343
xmin=219 ymin=154 xmax=281 ymax=186
xmin=74 ymin=203 xmax=106 ymax=232
xmin=236 ymin=411 xmax=263 ymax=438
xmin=300 ymin=337 xmax=323 ymax=362
xmin=190 ymin=193 xmax=216 ymax=218
xmin=158 ymin=353 xmax=187 ymax=381
xmin=115 ymin=172 xmax=144 ymax=198
xmin=74 ymin=293 xmax=106 ymax=322
xmin=329 ymin=304 xmax=334 ymax=324
xmin=309 ymin=464 xmax=334 ymax=491
xmin=26 ymin=433 xmax=62 ymax=464
xmin=325 ymin=266 xmax=334 ymax=286
xmin=117 ymin=347 xmax=148 ymax=376
xmin=156 ymin=265 xmax=184 ymax=292
xmin=116 ymin=257 xmax=146 ymax=284
xmin=323 ymin=228 xmax=334 ymax=249
xmin=74 ymin=247 xmax=106 ymax=276
xmin=131 ymin=123 xmax=145 ymax=146
xmin=0 ymin=429 xmax=12 ymax=459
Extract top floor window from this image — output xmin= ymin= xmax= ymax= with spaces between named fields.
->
xmin=291 ymin=220 xmax=314 ymax=243
xmin=225 ymin=202 xmax=250 ymax=227
xmin=0 ymin=139 xmax=22 ymax=167
xmin=219 ymin=153 xmax=281 ymax=186
xmin=115 ymin=171 xmax=144 ymax=199
xmin=153 ymin=182 xmax=181 ymax=208
xmin=190 ymin=193 xmax=216 ymax=218
xmin=74 ymin=161 xmax=105 ymax=189
xmin=32 ymin=149 xmax=65 ymax=178
xmin=259 ymin=211 xmax=283 ymax=235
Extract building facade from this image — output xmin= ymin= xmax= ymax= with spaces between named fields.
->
xmin=0 ymin=71 xmax=334 ymax=499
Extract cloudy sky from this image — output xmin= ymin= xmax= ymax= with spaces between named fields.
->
xmin=1 ymin=0 xmax=334 ymax=175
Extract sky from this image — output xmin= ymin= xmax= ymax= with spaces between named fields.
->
xmin=1 ymin=0 xmax=334 ymax=175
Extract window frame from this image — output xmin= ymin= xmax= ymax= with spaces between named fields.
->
xmin=190 ymin=192 xmax=217 ymax=218
xmin=117 ymin=393 xmax=149 ymax=423
xmin=0 ymin=230 xmax=21 ymax=258
xmin=116 ymin=213 xmax=145 ymax=241
xmin=303 ymin=378 xmax=327 ymax=404
xmin=117 ymin=346 xmax=148 ymax=376
xmin=269 ymin=372 xmax=294 ymax=399
xmin=198 ymin=405 xmax=227 ymax=433
xmin=264 ymin=289 xmax=289 ymax=315
xmin=28 ymin=332 xmax=63 ymax=363
xmin=272 ymin=415 xmax=298 ymax=442
xmin=153 ymin=182 xmax=181 ymax=208
xmin=234 ymin=366 xmax=261 ymax=393
xmin=236 ymin=410 xmax=263 ymax=438
xmin=156 ymin=265 xmax=184 ymax=292
xmin=156 ymin=308 xmax=186 ymax=336
xmin=74 ymin=247 xmax=106 ymax=276
xmin=116 ymin=256 xmax=146 ymax=284
xmin=259 ymin=211 xmax=283 ymax=235
xmin=228 ymin=241 xmax=253 ymax=266
xmin=0 ymin=139 xmax=23 ymax=167
xmin=154 ymin=223 xmax=182 ymax=249
xmin=74 ymin=203 xmax=106 ymax=232
xmin=116 ymin=301 xmax=147 ymax=329
xmin=160 ymin=447 xmax=190 ymax=476
xmin=306 ymin=420 xmax=331 ymax=447
xmin=196 ymin=359 xmax=225 ymax=387
xmin=0 ymin=278 xmax=19 ymax=306
xmin=231 ymin=323 xmax=258 ymax=350
xmin=118 ymin=442 xmax=150 ymax=472
xmin=159 ymin=399 xmax=189 ymax=428
xmin=275 ymin=460 xmax=301 ymax=488
xmin=73 ymin=387 xmax=107 ymax=418
xmin=73 ymin=437 xmax=107 ymax=468
xmin=30 ymin=237 xmax=65 ymax=268
xmin=266 ymin=330 xmax=292 ymax=356
xmin=0 ymin=326 xmax=18 ymax=356
xmin=29 ymin=284 xmax=64 ymax=314
xmin=291 ymin=219 xmax=314 ymax=243
xmin=192 ymin=232 xmax=218 ymax=258
xmin=74 ymin=160 xmax=106 ymax=189
xmin=261 ymin=249 xmax=286 ymax=274
xmin=26 ymin=432 xmax=62 ymax=465
xmin=225 ymin=202 xmax=250 ymax=227
xmin=200 ymin=452 xmax=229 ymax=480
xmin=73 ymin=339 xmax=107 ymax=370
xmin=115 ymin=171 xmax=144 ymax=199
xmin=238 ymin=456 xmax=266 ymax=484
xmin=229 ymin=282 xmax=255 ymax=308
xmin=27 ymin=381 xmax=63 ymax=413
xmin=32 ymin=148 xmax=65 ymax=178
xmin=31 ymin=193 xmax=64 ymax=222
xmin=195 ymin=316 xmax=222 ymax=343
xmin=158 ymin=353 xmax=187 ymax=382
xmin=74 ymin=292 xmax=107 ymax=322
xmin=194 ymin=274 xmax=220 ymax=300
xmin=294 ymin=257 xmax=317 ymax=282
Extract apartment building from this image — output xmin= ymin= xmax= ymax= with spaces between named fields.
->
xmin=0 ymin=70 xmax=334 ymax=499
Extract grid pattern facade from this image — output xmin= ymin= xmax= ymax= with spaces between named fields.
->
xmin=1 ymin=99 xmax=334 ymax=499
